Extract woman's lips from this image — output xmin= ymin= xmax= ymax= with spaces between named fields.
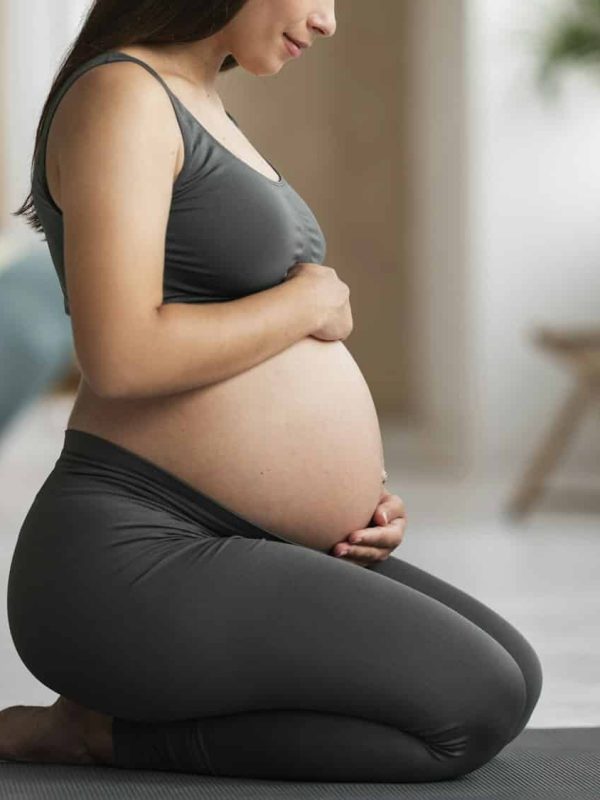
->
xmin=283 ymin=34 xmax=303 ymax=58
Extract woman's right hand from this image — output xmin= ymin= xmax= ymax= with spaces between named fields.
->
xmin=284 ymin=262 xmax=353 ymax=342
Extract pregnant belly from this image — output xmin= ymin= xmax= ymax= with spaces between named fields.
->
xmin=70 ymin=338 xmax=386 ymax=552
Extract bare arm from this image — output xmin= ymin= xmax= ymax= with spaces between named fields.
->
xmin=111 ymin=281 xmax=319 ymax=399
xmin=56 ymin=61 xmax=320 ymax=400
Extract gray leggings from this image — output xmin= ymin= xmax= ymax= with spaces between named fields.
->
xmin=7 ymin=428 xmax=543 ymax=783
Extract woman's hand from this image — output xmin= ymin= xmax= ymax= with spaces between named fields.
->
xmin=329 ymin=486 xmax=407 ymax=568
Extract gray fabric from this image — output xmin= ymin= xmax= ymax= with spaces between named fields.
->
xmin=7 ymin=429 xmax=544 ymax=783
xmin=0 ymin=727 xmax=598 ymax=799
xmin=30 ymin=50 xmax=327 ymax=316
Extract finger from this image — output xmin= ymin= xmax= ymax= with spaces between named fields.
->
xmin=373 ymin=494 xmax=407 ymax=527
xmin=333 ymin=541 xmax=384 ymax=559
xmin=370 ymin=488 xmax=393 ymax=520
xmin=341 ymin=544 xmax=390 ymax=562
xmin=347 ymin=509 xmax=405 ymax=542
xmin=347 ymin=519 xmax=405 ymax=547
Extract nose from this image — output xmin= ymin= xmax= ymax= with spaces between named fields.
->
xmin=309 ymin=13 xmax=336 ymax=39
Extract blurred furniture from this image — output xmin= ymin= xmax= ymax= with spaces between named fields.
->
xmin=50 ymin=361 xmax=81 ymax=395
xmin=0 ymin=237 xmax=75 ymax=438
xmin=506 ymin=325 xmax=600 ymax=519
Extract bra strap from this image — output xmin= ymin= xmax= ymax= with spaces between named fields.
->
xmin=104 ymin=51 xmax=180 ymax=104
xmin=36 ymin=50 xmax=193 ymax=179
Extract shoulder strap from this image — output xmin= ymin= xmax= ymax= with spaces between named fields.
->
xmin=35 ymin=50 xmax=238 ymax=186
xmin=36 ymin=52 xmax=112 ymax=164
xmin=103 ymin=50 xmax=179 ymax=102
xmin=35 ymin=50 xmax=191 ymax=174
xmin=108 ymin=51 xmax=241 ymax=134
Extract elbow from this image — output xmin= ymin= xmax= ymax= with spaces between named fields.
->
xmin=83 ymin=354 xmax=142 ymax=401
xmin=86 ymin=370 xmax=133 ymax=401
xmin=92 ymin=378 xmax=133 ymax=401
xmin=77 ymin=310 xmax=164 ymax=400
xmin=73 ymin=316 xmax=160 ymax=400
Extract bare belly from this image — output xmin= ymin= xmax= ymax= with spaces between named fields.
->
xmin=67 ymin=337 xmax=385 ymax=552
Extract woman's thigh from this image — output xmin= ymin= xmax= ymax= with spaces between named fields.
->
xmin=8 ymin=481 xmax=528 ymax=765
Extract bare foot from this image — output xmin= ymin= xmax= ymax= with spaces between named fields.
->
xmin=0 ymin=696 xmax=113 ymax=766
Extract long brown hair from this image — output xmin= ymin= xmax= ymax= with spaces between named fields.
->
xmin=12 ymin=0 xmax=248 ymax=235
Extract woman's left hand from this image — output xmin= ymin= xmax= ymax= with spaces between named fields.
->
xmin=330 ymin=487 xmax=407 ymax=567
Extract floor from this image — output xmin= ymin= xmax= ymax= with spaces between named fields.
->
xmin=1 ymin=394 xmax=598 ymax=729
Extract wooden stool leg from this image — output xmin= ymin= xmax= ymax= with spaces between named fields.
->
xmin=505 ymin=379 xmax=592 ymax=519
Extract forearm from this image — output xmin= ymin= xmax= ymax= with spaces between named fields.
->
xmin=101 ymin=278 xmax=319 ymax=400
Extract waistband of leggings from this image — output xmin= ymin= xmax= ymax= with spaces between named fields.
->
xmin=59 ymin=427 xmax=287 ymax=543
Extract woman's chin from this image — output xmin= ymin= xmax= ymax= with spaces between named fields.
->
xmin=235 ymin=52 xmax=288 ymax=77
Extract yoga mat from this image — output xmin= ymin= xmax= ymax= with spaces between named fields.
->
xmin=0 ymin=726 xmax=598 ymax=799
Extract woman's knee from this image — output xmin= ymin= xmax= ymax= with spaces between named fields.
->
xmin=439 ymin=647 xmax=527 ymax=778
xmin=511 ymin=632 xmax=544 ymax=737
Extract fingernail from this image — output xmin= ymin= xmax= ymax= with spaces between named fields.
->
xmin=382 ymin=511 xmax=388 ymax=524
xmin=337 ymin=546 xmax=349 ymax=556
xmin=349 ymin=534 xmax=362 ymax=543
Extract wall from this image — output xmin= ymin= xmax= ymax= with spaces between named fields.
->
xmin=0 ymin=0 xmax=6 ymax=224
xmin=403 ymin=0 xmax=472 ymax=468
xmin=467 ymin=0 xmax=600 ymax=473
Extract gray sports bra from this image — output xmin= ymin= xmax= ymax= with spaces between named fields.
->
xmin=31 ymin=50 xmax=327 ymax=316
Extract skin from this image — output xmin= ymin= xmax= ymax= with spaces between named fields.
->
xmin=334 ymin=485 xmax=408 ymax=568
xmin=147 ymin=0 xmax=337 ymax=107
xmin=1 ymin=0 xmax=408 ymax=767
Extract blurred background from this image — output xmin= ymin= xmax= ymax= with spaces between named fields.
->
xmin=1 ymin=0 xmax=599 ymax=728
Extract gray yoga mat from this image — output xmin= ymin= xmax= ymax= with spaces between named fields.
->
xmin=0 ymin=727 xmax=598 ymax=799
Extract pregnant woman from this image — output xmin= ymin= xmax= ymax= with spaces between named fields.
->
xmin=3 ymin=0 xmax=542 ymax=783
